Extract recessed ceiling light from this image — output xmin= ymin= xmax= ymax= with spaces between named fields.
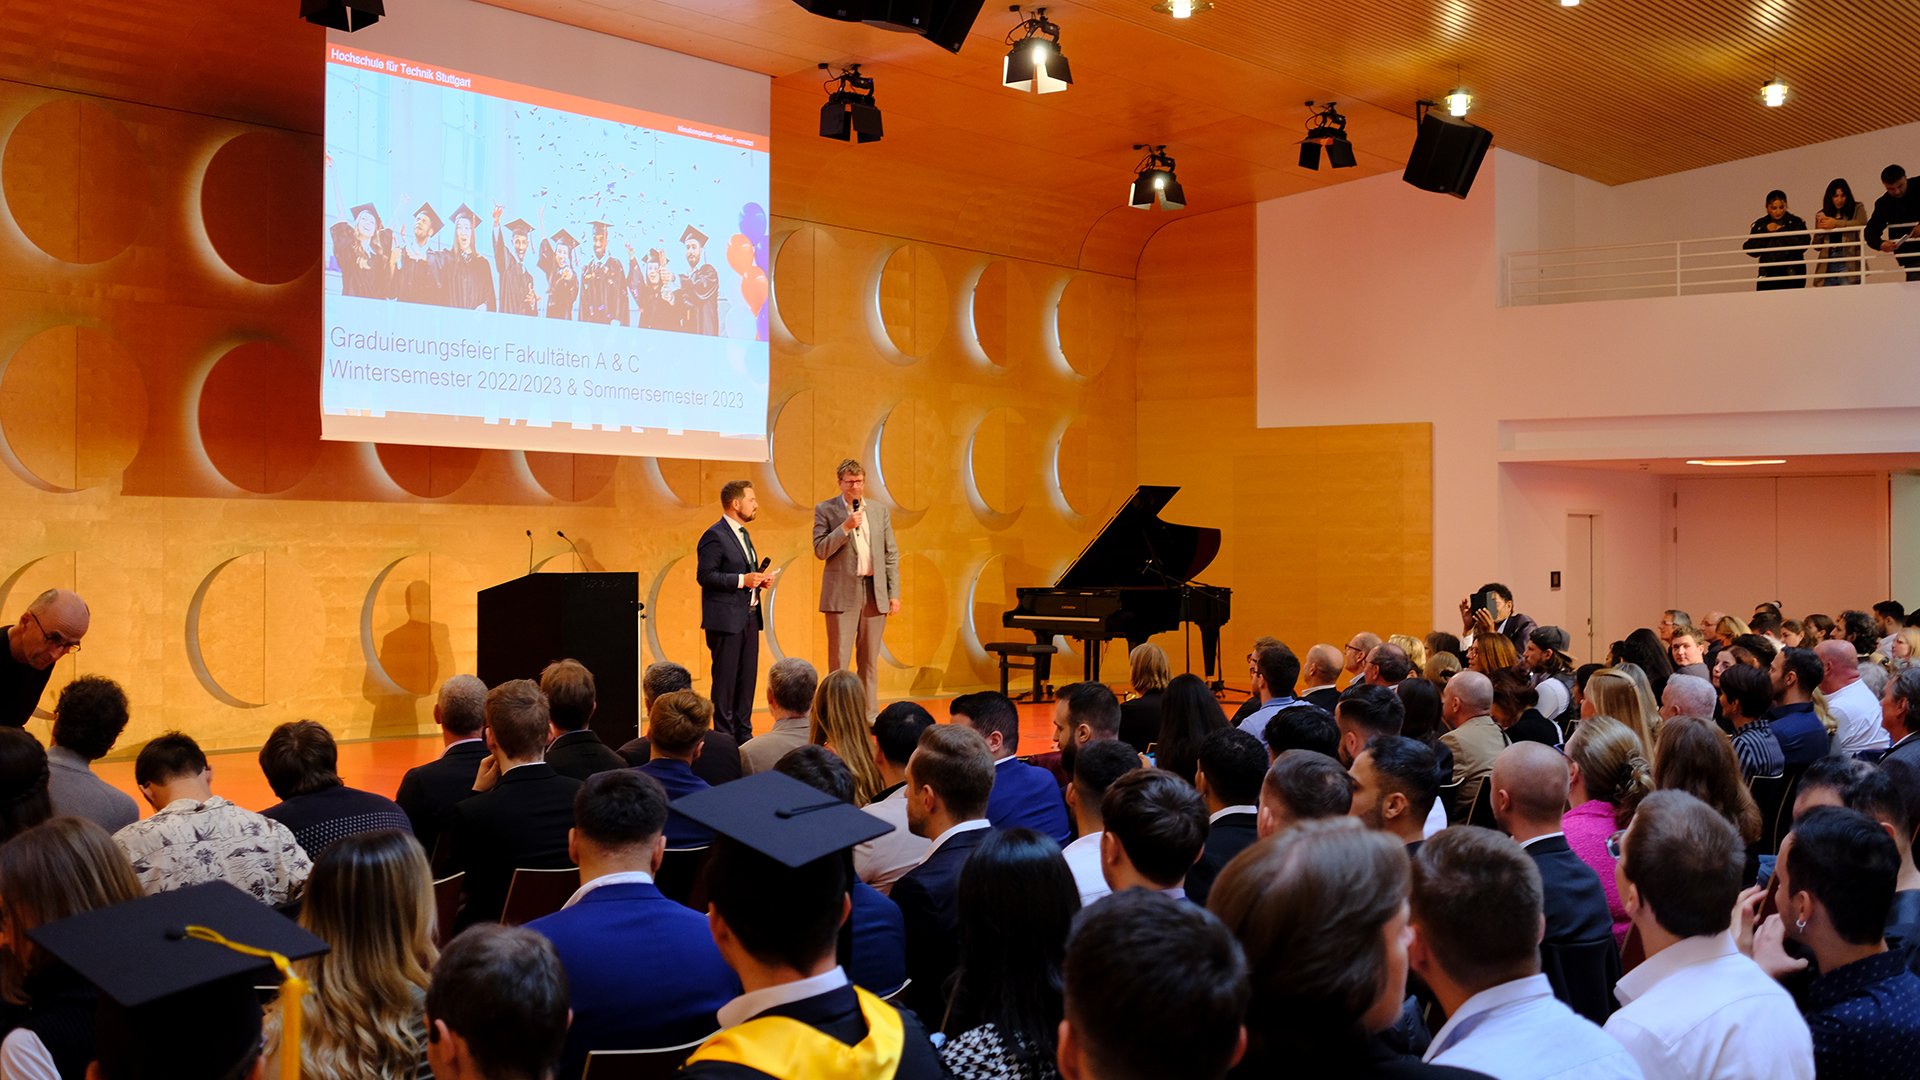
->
xmin=1685 ymin=458 xmax=1788 ymax=467
xmin=1153 ymin=0 xmax=1212 ymax=18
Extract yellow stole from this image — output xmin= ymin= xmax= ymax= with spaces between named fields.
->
xmin=686 ymin=984 xmax=904 ymax=1079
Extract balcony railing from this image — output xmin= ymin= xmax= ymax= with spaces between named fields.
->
xmin=1503 ymin=223 xmax=1920 ymax=306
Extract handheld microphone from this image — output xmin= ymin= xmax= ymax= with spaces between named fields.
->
xmin=526 ymin=529 xmax=534 ymax=576
xmin=557 ymin=530 xmax=583 ymax=570
xmin=851 ymin=498 xmax=861 ymax=512
xmin=758 ymin=557 xmax=772 ymax=572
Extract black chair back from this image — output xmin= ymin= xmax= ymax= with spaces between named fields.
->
xmin=1466 ymin=777 xmax=1497 ymax=830
xmin=499 ymin=867 xmax=580 ymax=926
xmin=657 ymin=845 xmax=712 ymax=912
xmin=1437 ymin=778 xmax=1466 ymax=820
xmin=1749 ymin=771 xmax=1790 ymax=855
xmin=581 ymin=1036 xmax=710 ymax=1080
xmin=1540 ymin=936 xmax=1623 ymax=1025
xmin=432 ymin=871 xmax=464 ymax=946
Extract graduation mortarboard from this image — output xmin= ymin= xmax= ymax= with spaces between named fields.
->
xmin=450 ymin=203 xmax=482 ymax=229
xmin=504 ymin=218 xmax=534 ymax=236
xmin=550 ymin=228 xmax=578 ymax=249
xmin=589 ymin=220 xmax=612 ymax=235
xmin=414 ymin=202 xmax=444 ymax=235
xmin=348 ymin=202 xmax=382 ymax=229
xmin=30 ymin=881 xmax=328 ymax=1080
xmin=672 ymin=770 xmax=892 ymax=868
xmin=681 ymin=225 xmax=710 ymax=247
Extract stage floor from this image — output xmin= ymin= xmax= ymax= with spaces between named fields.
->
xmin=90 ymin=698 xmax=1088 ymax=816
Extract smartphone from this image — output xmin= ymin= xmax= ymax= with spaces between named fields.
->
xmin=1144 ymin=742 xmax=1158 ymax=767
xmin=1475 ymin=591 xmax=1496 ymax=616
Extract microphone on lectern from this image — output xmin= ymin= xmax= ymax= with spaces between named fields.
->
xmin=557 ymin=530 xmax=583 ymax=570
xmin=526 ymin=529 xmax=534 ymax=576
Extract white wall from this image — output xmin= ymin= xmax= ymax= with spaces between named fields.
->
xmin=1498 ymin=465 xmax=1667 ymax=649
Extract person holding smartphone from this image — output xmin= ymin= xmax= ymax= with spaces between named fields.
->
xmin=1458 ymin=583 xmax=1536 ymax=655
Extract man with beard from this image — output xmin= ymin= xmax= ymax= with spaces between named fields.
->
xmin=439 ymin=204 xmax=496 ymax=311
xmin=1050 ymin=681 xmax=1124 ymax=778
xmin=1346 ymin=735 xmax=1438 ymax=856
xmin=696 ymin=480 xmax=772 ymax=745
xmin=537 ymin=228 xmax=578 ymax=320
xmin=391 ymin=201 xmax=445 ymax=305
xmin=579 ymin=221 xmax=629 ymax=325
xmin=674 ymin=225 xmax=721 ymax=335
xmin=492 ymin=207 xmax=538 ymax=316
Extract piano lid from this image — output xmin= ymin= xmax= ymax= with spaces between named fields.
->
xmin=1052 ymin=485 xmax=1222 ymax=589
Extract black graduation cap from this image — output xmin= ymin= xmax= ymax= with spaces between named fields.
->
xmin=589 ymin=220 xmax=612 ymax=235
xmin=550 ymin=228 xmax=578 ymax=249
xmin=672 ymin=771 xmax=892 ymax=868
xmin=504 ymin=218 xmax=534 ymax=236
xmin=413 ymin=202 xmax=444 ymax=236
xmin=348 ymin=202 xmax=382 ymax=230
xmin=450 ymin=203 xmax=481 ymax=229
xmin=29 ymin=881 xmax=328 ymax=1080
xmin=681 ymin=225 xmax=710 ymax=247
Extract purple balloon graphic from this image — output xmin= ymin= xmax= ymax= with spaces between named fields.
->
xmin=738 ymin=202 xmax=768 ymax=243
xmin=756 ymin=304 xmax=770 ymax=342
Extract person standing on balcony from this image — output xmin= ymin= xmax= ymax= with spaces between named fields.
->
xmin=1812 ymin=178 xmax=1869 ymax=286
xmin=1743 ymin=189 xmax=1811 ymax=291
xmin=1866 ymin=165 xmax=1920 ymax=281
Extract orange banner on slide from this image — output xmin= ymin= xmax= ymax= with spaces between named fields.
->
xmin=327 ymin=44 xmax=770 ymax=153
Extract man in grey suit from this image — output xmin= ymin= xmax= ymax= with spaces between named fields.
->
xmin=812 ymin=458 xmax=899 ymax=714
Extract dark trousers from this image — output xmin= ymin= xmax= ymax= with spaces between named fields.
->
xmin=706 ymin=619 xmax=760 ymax=744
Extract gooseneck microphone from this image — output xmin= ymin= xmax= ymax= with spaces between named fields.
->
xmin=557 ymin=530 xmax=583 ymax=570
xmin=526 ymin=529 xmax=534 ymax=576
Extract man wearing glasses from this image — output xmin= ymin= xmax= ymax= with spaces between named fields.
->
xmin=3 ymin=589 xmax=88 ymax=727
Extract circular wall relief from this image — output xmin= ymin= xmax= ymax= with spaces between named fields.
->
xmin=0 ymin=325 xmax=148 ymax=492
xmin=765 ymin=389 xmax=816 ymax=508
xmin=644 ymin=554 xmax=701 ymax=672
xmin=875 ymin=398 xmax=946 ymax=514
xmin=1051 ymin=416 xmax=1124 ymax=520
xmin=877 ymin=244 xmax=949 ymax=360
xmin=966 ymin=407 xmax=1033 ymax=518
xmin=765 ymin=556 xmax=812 ymax=662
xmin=880 ymin=552 xmax=948 ymax=669
xmin=186 ymin=551 xmax=325 ymax=708
xmin=374 ymin=444 xmax=481 ymax=499
xmin=970 ymin=260 xmax=1013 ymax=368
xmin=772 ymin=226 xmax=819 ymax=346
xmin=1 ymin=99 xmax=147 ymax=264
xmin=525 ymin=451 xmax=618 ymax=502
xmin=197 ymin=341 xmax=322 ymax=494
xmin=1056 ymin=273 xmax=1134 ymax=380
xmin=201 ymin=131 xmax=321 ymax=284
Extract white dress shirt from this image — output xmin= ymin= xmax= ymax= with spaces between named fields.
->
xmin=854 ymin=786 xmax=931 ymax=895
xmin=1062 ymin=830 xmax=1110 ymax=906
xmin=843 ymin=497 xmax=872 ymax=577
xmin=1827 ymin=678 xmax=1890 ymax=753
xmin=725 ymin=516 xmax=760 ymax=606
xmin=716 ymin=966 xmax=850 ymax=1029
xmin=1426 ymin=973 xmax=1642 ymax=1080
xmin=1534 ymin=677 xmax=1571 ymax=722
xmin=1603 ymin=931 xmax=1813 ymax=1080
xmin=915 ymin=817 xmax=991 ymax=867
xmin=558 ymin=869 xmax=655 ymax=911
xmin=1424 ymin=797 xmax=1448 ymax=838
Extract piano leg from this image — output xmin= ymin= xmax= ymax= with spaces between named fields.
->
xmin=1200 ymin=622 xmax=1222 ymax=684
xmin=1028 ymin=631 xmax=1054 ymax=685
xmin=1081 ymin=637 xmax=1102 ymax=684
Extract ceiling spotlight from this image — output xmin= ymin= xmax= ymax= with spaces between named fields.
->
xmin=1445 ymin=88 xmax=1472 ymax=117
xmin=1152 ymin=0 xmax=1213 ymax=18
xmin=1003 ymin=7 xmax=1072 ymax=94
xmin=1297 ymin=101 xmax=1356 ymax=170
xmin=1762 ymin=76 xmax=1787 ymax=107
xmin=302 ymin=0 xmax=383 ymax=31
xmin=1128 ymin=145 xmax=1186 ymax=211
xmin=1559 ymin=0 xmax=1579 ymax=7
xmin=1686 ymin=459 xmax=1787 ymax=467
xmin=819 ymin=63 xmax=883 ymax=143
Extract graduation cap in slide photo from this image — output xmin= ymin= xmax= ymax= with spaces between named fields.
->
xmin=348 ymin=202 xmax=382 ymax=230
xmin=589 ymin=220 xmax=612 ymax=236
xmin=680 ymin=225 xmax=709 ymax=248
xmin=504 ymin=218 xmax=534 ymax=236
xmin=30 ymin=881 xmax=328 ymax=1080
xmin=413 ymin=202 xmax=445 ymax=236
xmin=673 ymin=771 xmax=891 ymax=870
xmin=550 ymin=228 xmax=578 ymax=250
xmin=450 ymin=203 xmax=482 ymax=230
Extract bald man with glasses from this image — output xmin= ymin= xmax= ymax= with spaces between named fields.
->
xmin=3 ymin=588 xmax=88 ymax=727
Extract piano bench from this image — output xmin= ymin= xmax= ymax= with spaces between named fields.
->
xmin=984 ymin=642 xmax=1058 ymax=703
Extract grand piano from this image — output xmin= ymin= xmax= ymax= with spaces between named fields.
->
xmin=1002 ymin=485 xmax=1232 ymax=685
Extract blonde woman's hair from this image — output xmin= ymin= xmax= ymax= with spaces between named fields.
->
xmin=292 ymin=830 xmax=439 ymax=1080
xmin=1425 ymin=653 xmax=1461 ymax=687
xmin=1129 ymin=643 xmax=1171 ymax=696
xmin=1389 ymin=634 xmax=1428 ymax=672
xmin=1584 ymin=668 xmax=1661 ymax=762
xmin=810 ymin=669 xmax=884 ymax=805
xmin=0 ymin=817 xmax=141 ymax=1005
xmin=1715 ymin=615 xmax=1751 ymax=641
xmin=1563 ymin=716 xmax=1652 ymax=829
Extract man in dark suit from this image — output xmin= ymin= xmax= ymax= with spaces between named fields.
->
xmin=638 ymin=690 xmax=715 ymax=847
xmin=1299 ymin=643 xmax=1345 ymax=714
xmin=618 ymin=660 xmax=743 ymax=785
xmin=699 ymin=480 xmax=771 ymax=745
xmin=540 ymin=659 xmax=626 ymax=782
xmin=526 ymin=770 xmax=739 ymax=1080
xmin=1882 ymin=668 xmax=1920 ymax=771
xmin=949 ymin=690 xmax=1071 ymax=845
xmin=1186 ymin=728 xmax=1266 ymax=906
xmin=396 ymin=673 xmax=490 ymax=861
xmin=892 ymin=723 xmax=997 ymax=1023
xmin=1461 ymin=582 xmax=1537 ymax=655
xmin=774 ymin=745 xmax=908 ymax=996
xmin=1348 ymin=735 xmax=1438 ymax=856
xmin=440 ymin=679 xmax=584 ymax=928
xmin=1100 ymin=768 xmax=1209 ymax=902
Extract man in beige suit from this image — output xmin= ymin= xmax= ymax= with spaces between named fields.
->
xmin=1438 ymin=669 xmax=1507 ymax=824
xmin=813 ymin=458 xmax=900 ymax=713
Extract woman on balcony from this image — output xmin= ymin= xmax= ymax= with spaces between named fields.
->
xmin=1743 ymin=189 xmax=1812 ymax=290
xmin=1813 ymin=178 xmax=1868 ymax=286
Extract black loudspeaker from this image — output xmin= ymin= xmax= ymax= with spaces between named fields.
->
xmin=920 ymin=0 xmax=988 ymax=52
xmin=790 ymin=0 xmax=984 ymax=52
xmin=1403 ymin=113 xmax=1493 ymax=199
xmin=790 ymin=0 xmax=873 ymax=21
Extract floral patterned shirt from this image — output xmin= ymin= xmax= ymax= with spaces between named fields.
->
xmin=113 ymin=796 xmax=312 ymax=905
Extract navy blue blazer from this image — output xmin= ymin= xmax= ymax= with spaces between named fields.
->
xmin=395 ymin=739 xmax=488 ymax=860
xmin=697 ymin=518 xmax=761 ymax=634
xmin=1528 ymin=835 xmax=1615 ymax=945
xmin=848 ymin=881 xmax=907 ymax=996
xmin=545 ymin=729 xmax=627 ymax=782
xmin=891 ymin=825 xmax=995 ymax=1023
xmin=677 ymin=982 xmax=948 ymax=1080
xmin=526 ymin=880 xmax=740 ymax=1080
xmin=440 ymin=762 xmax=582 ymax=928
xmin=1186 ymin=810 xmax=1259 ymax=908
xmin=640 ymin=759 xmax=715 ymax=846
xmin=986 ymin=759 xmax=1072 ymax=846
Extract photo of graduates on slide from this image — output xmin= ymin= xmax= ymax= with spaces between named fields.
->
xmin=324 ymin=54 xmax=773 ymax=342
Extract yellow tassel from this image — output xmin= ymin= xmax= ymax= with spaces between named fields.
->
xmin=182 ymin=925 xmax=308 ymax=1080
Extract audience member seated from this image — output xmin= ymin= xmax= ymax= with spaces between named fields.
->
xmin=1818 ymin=640 xmax=1891 ymax=755
xmin=1119 ymin=643 xmax=1171 ymax=752
xmin=114 ymin=731 xmax=310 ymax=904
xmin=1657 ymin=673 xmax=1716 ymax=727
xmin=1364 ymin=644 xmax=1415 ymax=689
xmin=675 ymin=773 xmax=949 ymax=1079
xmin=854 ymin=701 xmax=935 ymax=894
xmin=738 ymin=657 xmax=818 ymax=776
xmin=1489 ymin=743 xmax=1616 ymax=1009
xmin=396 ymin=673 xmax=490 ymax=858
xmin=1207 ymin=818 xmax=1477 ymax=1079
xmin=639 ymin=689 xmax=717 ymax=846
xmin=1410 ymin=827 xmax=1639 ymax=1079
xmin=1604 ymin=791 xmax=1813 ymax=1079
xmin=0 ymin=818 xmax=142 ymax=1078
xmin=1721 ymin=664 xmax=1785 ymax=781
xmin=0 ymin=728 xmax=51 ymax=844
xmin=270 ymin=829 xmax=437 ymax=1080
xmin=940 ymin=829 xmax=1078 ymax=1079
xmin=1185 ymin=729 xmax=1266 ymax=906
xmin=1100 ymin=768 xmax=1208 ymax=902
xmin=1060 ymin=890 xmax=1249 ymax=1080
xmin=1349 ymin=735 xmax=1440 ymax=855
xmin=1335 ymin=684 xmax=1406 ymax=767
xmin=258 ymin=720 xmax=411 ymax=859
xmin=1523 ymin=626 xmax=1576 ymax=722
xmin=951 ymin=690 xmax=1071 ymax=845
xmin=1731 ymin=633 xmax=1778 ymax=671
xmin=1488 ymin=668 xmax=1559 ymax=749
xmin=1771 ymin=648 xmax=1832 ymax=767
xmin=45 ymin=675 xmax=138 ymax=833
xmin=1397 ymin=678 xmax=1454 ymax=837
xmin=1439 ymin=671 xmax=1504 ymax=822
xmin=1562 ymin=716 xmax=1651 ymax=945
xmin=1299 ymin=643 xmax=1345 ymax=713
xmin=1668 ymin=626 xmax=1710 ymax=681
xmin=1886 ymin=669 xmax=1920 ymax=769
xmin=1464 ymin=582 xmax=1537 ymax=653
xmin=1616 ymin=630 xmax=1677 ymax=705
xmin=1656 ymin=609 xmax=1690 ymax=647
xmin=1344 ymin=632 xmax=1384 ymax=689
xmin=1235 ymin=643 xmax=1302 ymax=740
xmin=1468 ymin=631 xmax=1518 ymax=676
xmin=1062 ymin=740 xmax=1141 ymax=907
xmin=1744 ymin=806 xmax=1920 ymax=1077
xmin=618 ymin=660 xmax=743 ymax=785
xmin=540 ymin=658 xmax=626 ymax=781
xmin=812 ymin=669 xmax=886 ymax=805
xmin=773 ymin=745 xmax=908 ymax=996
xmin=893 ymin=722 xmax=997 ymax=1022
xmin=1789 ymin=756 xmax=1920 ymax=951
xmin=1582 ymin=669 xmax=1659 ymax=765
xmin=1652 ymin=717 xmax=1762 ymax=882
xmin=1257 ymin=749 xmax=1355 ymax=839
xmin=526 ymin=769 xmax=738 ymax=1078
xmin=1053 ymin=681 xmax=1126 ymax=778
xmin=1228 ymin=636 xmax=1285 ymax=725
xmin=440 ymin=679 xmax=582 ymax=928
xmin=1391 ymin=634 xmax=1429 ymax=673
xmin=425 ymin=925 xmax=570 ymax=1080
xmin=1156 ymin=671 xmax=1229 ymax=784
xmin=1262 ymin=702 xmax=1338 ymax=761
